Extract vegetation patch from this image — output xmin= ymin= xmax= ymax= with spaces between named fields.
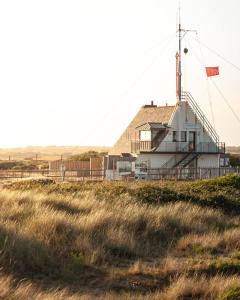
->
xmin=108 ymin=245 xmax=137 ymax=259
xmin=1 ymin=175 xmax=240 ymax=298
xmin=68 ymin=150 xmax=107 ymax=161
xmin=220 ymin=286 xmax=240 ymax=300
xmin=5 ymin=174 xmax=240 ymax=215
xmin=0 ymin=160 xmax=48 ymax=170
xmin=208 ymin=259 xmax=240 ymax=275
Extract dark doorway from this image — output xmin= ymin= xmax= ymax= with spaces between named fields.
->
xmin=189 ymin=131 xmax=196 ymax=151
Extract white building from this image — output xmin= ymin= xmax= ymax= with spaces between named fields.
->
xmin=109 ymin=92 xmax=225 ymax=174
xmin=107 ymin=18 xmax=226 ymax=179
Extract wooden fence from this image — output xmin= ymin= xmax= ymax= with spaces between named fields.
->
xmin=0 ymin=167 xmax=239 ymax=182
xmin=0 ymin=169 xmax=105 ymax=182
xmin=0 ymin=170 xmax=50 ymax=180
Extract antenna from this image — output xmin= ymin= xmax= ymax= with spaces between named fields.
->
xmin=176 ymin=2 xmax=197 ymax=103
xmin=177 ymin=0 xmax=182 ymax=102
xmin=178 ymin=0 xmax=181 ymax=29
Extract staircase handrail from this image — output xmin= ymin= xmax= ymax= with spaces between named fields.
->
xmin=160 ymin=141 xmax=224 ymax=169
xmin=182 ymin=91 xmax=219 ymax=143
xmin=161 ymin=142 xmax=191 ymax=168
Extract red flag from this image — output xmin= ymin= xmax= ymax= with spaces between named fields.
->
xmin=206 ymin=67 xmax=219 ymax=77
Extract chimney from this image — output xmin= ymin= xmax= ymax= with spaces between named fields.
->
xmin=143 ymin=101 xmax=157 ymax=108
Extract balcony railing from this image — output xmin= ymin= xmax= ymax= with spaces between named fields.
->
xmin=131 ymin=141 xmax=225 ymax=154
xmin=131 ymin=140 xmax=152 ymax=153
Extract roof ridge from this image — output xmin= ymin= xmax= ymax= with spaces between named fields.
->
xmin=142 ymin=105 xmax=176 ymax=109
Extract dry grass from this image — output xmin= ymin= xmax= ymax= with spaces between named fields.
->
xmin=0 ymin=189 xmax=234 ymax=267
xmin=0 ymin=273 xmax=79 ymax=300
xmin=176 ymin=228 xmax=240 ymax=257
xmin=159 ymin=275 xmax=240 ymax=300
xmin=0 ymin=273 xmax=240 ymax=299
xmin=1 ymin=177 xmax=240 ymax=298
xmin=0 ymin=146 xmax=109 ymax=161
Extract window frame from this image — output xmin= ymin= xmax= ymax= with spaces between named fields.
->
xmin=139 ymin=130 xmax=151 ymax=141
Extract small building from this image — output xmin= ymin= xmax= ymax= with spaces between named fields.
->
xmin=108 ymin=17 xmax=226 ymax=179
xmin=109 ymin=92 xmax=225 ymax=175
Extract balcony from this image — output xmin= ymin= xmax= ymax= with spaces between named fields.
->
xmin=131 ymin=141 xmax=225 ymax=154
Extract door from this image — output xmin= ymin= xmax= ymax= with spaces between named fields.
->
xmin=189 ymin=131 xmax=196 ymax=151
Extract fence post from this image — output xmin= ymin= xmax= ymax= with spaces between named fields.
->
xmin=90 ymin=157 xmax=92 ymax=180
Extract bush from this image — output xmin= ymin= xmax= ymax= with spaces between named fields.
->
xmin=229 ymin=154 xmax=240 ymax=167
xmin=69 ymin=151 xmax=107 ymax=161
xmin=208 ymin=260 xmax=240 ymax=275
xmin=221 ymin=286 xmax=240 ymax=300
xmin=6 ymin=175 xmax=240 ymax=215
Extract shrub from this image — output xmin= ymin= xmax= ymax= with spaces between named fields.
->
xmin=221 ymin=286 xmax=240 ymax=300
xmin=70 ymin=252 xmax=85 ymax=270
xmin=229 ymin=154 xmax=240 ymax=167
xmin=208 ymin=260 xmax=240 ymax=275
xmin=69 ymin=151 xmax=107 ymax=161
xmin=6 ymin=175 xmax=240 ymax=216
xmin=0 ymin=225 xmax=52 ymax=275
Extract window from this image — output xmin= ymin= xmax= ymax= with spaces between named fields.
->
xmin=173 ymin=131 xmax=186 ymax=142
xmin=173 ymin=131 xmax=178 ymax=142
xmin=140 ymin=130 xmax=151 ymax=141
xmin=117 ymin=161 xmax=132 ymax=173
xmin=181 ymin=131 xmax=187 ymax=142
xmin=135 ymin=160 xmax=148 ymax=173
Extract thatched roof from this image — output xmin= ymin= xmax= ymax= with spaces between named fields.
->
xmin=110 ymin=104 xmax=175 ymax=155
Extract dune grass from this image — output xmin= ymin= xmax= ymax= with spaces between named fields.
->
xmin=1 ymin=175 xmax=240 ymax=298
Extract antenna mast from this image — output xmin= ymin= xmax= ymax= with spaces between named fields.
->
xmin=177 ymin=3 xmax=182 ymax=102
xmin=176 ymin=2 xmax=197 ymax=102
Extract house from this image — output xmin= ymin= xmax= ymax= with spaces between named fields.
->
xmin=107 ymin=18 xmax=227 ymax=180
xmin=109 ymin=92 xmax=225 ymax=177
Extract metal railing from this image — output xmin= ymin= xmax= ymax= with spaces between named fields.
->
xmin=131 ymin=140 xmax=225 ymax=154
xmin=0 ymin=167 xmax=238 ymax=182
xmin=160 ymin=142 xmax=225 ymax=169
xmin=182 ymin=91 xmax=220 ymax=143
xmin=143 ymin=167 xmax=240 ymax=180
xmin=196 ymin=142 xmax=225 ymax=153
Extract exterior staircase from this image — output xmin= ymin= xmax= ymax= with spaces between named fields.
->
xmin=160 ymin=91 xmax=221 ymax=170
xmin=182 ymin=91 xmax=219 ymax=144
xmin=161 ymin=141 xmax=196 ymax=169
xmin=161 ymin=151 xmax=198 ymax=169
xmin=151 ymin=129 xmax=169 ymax=150
xmin=173 ymin=153 xmax=198 ymax=168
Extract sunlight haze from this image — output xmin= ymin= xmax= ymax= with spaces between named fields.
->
xmin=0 ymin=0 xmax=239 ymax=147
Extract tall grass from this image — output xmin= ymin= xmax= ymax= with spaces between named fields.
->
xmin=0 ymin=189 xmax=235 ymax=270
xmin=1 ymin=175 xmax=240 ymax=298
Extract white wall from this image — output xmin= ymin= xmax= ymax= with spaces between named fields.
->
xmin=197 ymin=154 xmax=220 ymax=168
xmin=137 ymin=153 xmax=220 ymax=169
xmin=135 ymin=101 xmax=221 ymax=170
xmin=156 ymin=101 xmax=214 ymax=150
xmin=137 ymin=153 xmax=177 ymax=168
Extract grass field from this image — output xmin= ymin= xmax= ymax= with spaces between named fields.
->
xmin=0 ymin=146 xmax=110 ymax=161
xmin=1 ymin=175 xmax=240 ymax=299
xmin=0 ymin=145 xmax=237 ymax=161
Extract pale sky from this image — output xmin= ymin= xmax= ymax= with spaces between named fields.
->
xmin=0 ymin=0 xmax=240 ymax=147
